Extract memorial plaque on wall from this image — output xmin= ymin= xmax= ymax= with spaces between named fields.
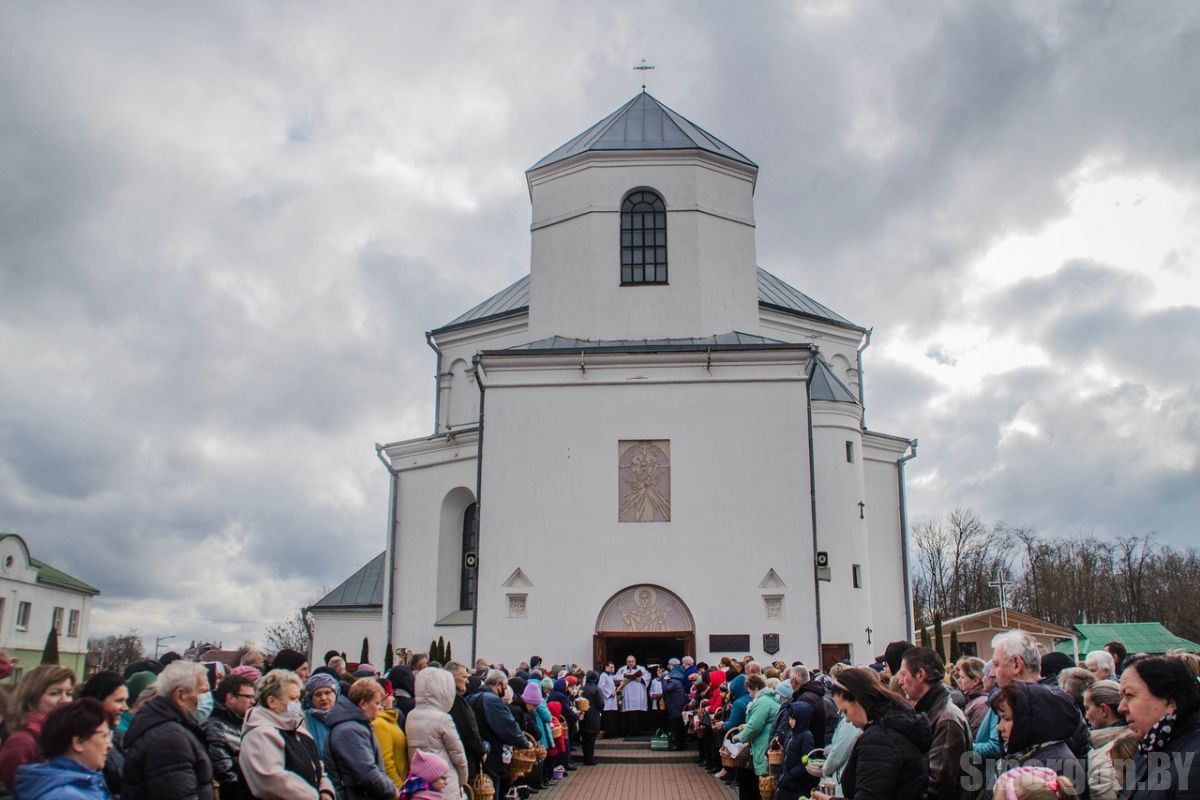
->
xmin=763 ymin=633 xmax=780 ymax=655
xmin=709 ymin=634 xmax=751 ymax=652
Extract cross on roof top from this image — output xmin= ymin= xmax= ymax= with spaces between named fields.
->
xmin=634 ymin=58 xmax=654 ymax=91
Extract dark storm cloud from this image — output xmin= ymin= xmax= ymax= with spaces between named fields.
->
xmin=0 ymin=1 xmax=1197 ymax=643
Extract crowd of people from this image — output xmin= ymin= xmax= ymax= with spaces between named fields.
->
xmin=0 ymin=636 xmax=1194 ymax=800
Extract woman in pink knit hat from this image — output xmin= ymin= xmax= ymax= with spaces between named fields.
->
xmin=400 ymin=749 xmax=449 ymax=800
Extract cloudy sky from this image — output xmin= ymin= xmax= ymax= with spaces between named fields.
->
xmin=2 ymin=1 xmax=1197 ymax=650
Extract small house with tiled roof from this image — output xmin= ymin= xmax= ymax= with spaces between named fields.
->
xmin=354 ymin=91 xmax=918 ymax=670
xmin=0 ymin=534 xmax=100 ymax=679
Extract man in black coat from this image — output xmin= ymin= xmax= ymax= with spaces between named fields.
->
xmin=470 ymin=670 xmax=530 ymax=800
xmin=122 ymin=660 xmax=216 ymax=800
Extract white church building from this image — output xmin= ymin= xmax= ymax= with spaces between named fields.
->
xmin=359 ymin=92 xmax=916 ymax=671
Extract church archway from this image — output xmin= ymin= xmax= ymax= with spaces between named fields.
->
xmin=593 ymin=584 xmax=695 ymax=669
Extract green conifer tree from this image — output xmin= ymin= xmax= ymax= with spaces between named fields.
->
xmin=360 ymin=637 xmax=370 ymax=665
xmin=41 ymin=625 xmax=60 ymax=665
xmin=933 ymin=613 xmax=946 ymax=664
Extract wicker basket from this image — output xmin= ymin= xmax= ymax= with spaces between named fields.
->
xmin=471 ymin=772 xmax=495 ymax=800
xmin=550 ymin=717 xmax=564 ymax=741
xmin=506 ymin=732 xmax=539 ymax=780
xmin=767 ymin=738 xmax=784 ymax=767
xmin=759 ymin=774 xmax=778 ymax=800
xmin=719 ymin=725 xmax=749 ymax=769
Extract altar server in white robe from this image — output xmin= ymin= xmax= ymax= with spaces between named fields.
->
xmin=598 ymin=662 xmax=619 ymax=738
xmin=618 ymin=655 xmax=650 ymax=736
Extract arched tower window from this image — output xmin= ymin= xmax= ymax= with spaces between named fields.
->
xmin=621 ymin=189 xmax=667 ymax=284
xmin=460 ymin=503 xmax=478 ymax=610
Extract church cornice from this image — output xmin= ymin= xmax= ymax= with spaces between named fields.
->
xmin=530 ymin=201 xmax=755 ymax=232
xmin=526 ymin=149 xmax=758 ymax=198
xmin=474 ymin=346 xmax=813 ymax=389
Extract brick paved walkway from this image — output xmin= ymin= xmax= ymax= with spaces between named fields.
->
xmin=532 ymin=762 xmax=739 ymax=799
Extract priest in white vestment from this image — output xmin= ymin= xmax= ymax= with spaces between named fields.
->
xmin=618 ymin=655 xmax=650 ymax=736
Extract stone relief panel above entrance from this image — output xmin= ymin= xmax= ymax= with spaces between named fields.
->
xmin=618 ymin=439 xmax=671 ymax=522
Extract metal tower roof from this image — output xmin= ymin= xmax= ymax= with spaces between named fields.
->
xmin=529 ymin=92 xmax=756 ymax=172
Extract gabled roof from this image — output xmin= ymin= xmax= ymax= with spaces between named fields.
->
xmin=30 ymin=557 xmax=101 ymax=595
xmin=0 ymin=534 xmax=100 ymax=595
xmin=529 ymin=91 xmax=756 ymax=172
xmin=432 ymin=268 xmax=860 ymax=335
xmin=809 ymin=358 xmax=860 ymax=404
xmin=310 ymin=552 xmax=384 ymax=610
xmin=500 ymin=331 xmax=794 ymax=353
xmin=1054 ymin=622 xmax=1200 ymax=656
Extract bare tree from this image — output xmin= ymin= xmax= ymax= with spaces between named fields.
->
xmin=88 ymin=631 xmax=146 ymax=673
xmin=264 ymin=608 xmax=313 ymax=657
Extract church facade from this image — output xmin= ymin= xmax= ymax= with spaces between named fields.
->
xmin=375 ymin=92 xmax=917 ymax=671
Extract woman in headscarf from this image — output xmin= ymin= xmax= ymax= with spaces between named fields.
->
xmin=304 ymin=673 xmax=340 ymax=770
xmin=405 ymin=667 xmax=467 ymax=800
xmin=992 ymin=680 xmax=1084 ymax=781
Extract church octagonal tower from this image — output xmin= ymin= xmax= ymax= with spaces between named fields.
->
xmin=526 ymin=91 xmax=761 ymax=341
xmin=351 ymin=93 xmax=917 ymax=673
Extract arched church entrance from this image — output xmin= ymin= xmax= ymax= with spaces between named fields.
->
xmin=593 ymin=584 xmax=695 ymax=668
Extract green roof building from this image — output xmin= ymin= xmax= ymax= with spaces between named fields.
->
xmin=1054 ymin=622 xmax=1200 ymax=657
xmin=0 ymin=534 xmax=100 ymax=680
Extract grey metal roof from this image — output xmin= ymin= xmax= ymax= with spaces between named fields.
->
xmin=756 ymin=268 xmax=860 ymax=330
xmin=809 ymin=358 xmax=861 ymax=404
xmin=499 ymin=331 xmax=796 ymax=353
xmin=310 ymin=552 xmax=384 ymax=609
xmin=433 ymin=269 xmax=860 ymax=334
xmin=529 ymin=92 xmax=756 ymax=172
xmin=437 ymin=275 xmax=530 ymax=332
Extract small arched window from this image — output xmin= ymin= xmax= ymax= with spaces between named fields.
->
xmin=460 ymin=502 xmax=477 ymax=610
xmin=621 ymin=190 xmax=667 ymax=284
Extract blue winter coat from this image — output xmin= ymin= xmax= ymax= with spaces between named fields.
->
xmin=531 ymin=702 xmax=554 ymax=749
xmin=724 ymin=675 xmax=751 ymax=732
xmin=323 ymin=695 xmax=396 ymax=800
xmin=14 ymin=756 xmax=111 ymax=800
xmin=662 ymin=673 xmax=688 ymax=718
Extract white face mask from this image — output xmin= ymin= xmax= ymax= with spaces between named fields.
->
xmin=286 ymin=700 xmax=304 ymax=719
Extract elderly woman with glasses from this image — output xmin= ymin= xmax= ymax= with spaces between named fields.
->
xmin=12 ymin=698 xmax=112 ymax=799
xmin=240 ymin=669 xmax=337 ymax=800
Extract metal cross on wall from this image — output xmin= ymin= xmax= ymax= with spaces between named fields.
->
xmin=988 ymin=574 xmax=1012 ymax=627
xmin=865 ymin=626 xmax=873 ymax=645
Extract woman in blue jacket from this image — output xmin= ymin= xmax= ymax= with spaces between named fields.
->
xmin=14 ymin=699 xmax=112 ymax=800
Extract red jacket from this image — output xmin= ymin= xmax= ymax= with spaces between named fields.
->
xmin=0 ymin=714 xmax=45 ymax=790
xmin=706 ymin=672 xmax=726 ymax=715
